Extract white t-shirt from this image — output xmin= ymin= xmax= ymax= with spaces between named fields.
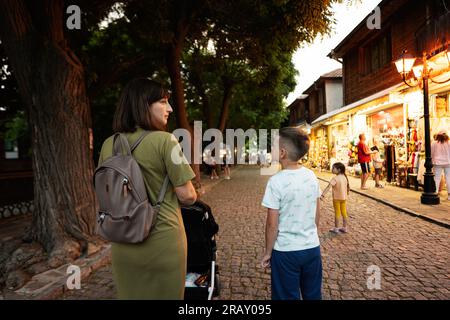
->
xmin=431 ymin=141 xmax=450 ymax=166
xmin=261 ymin=167 xmax=321 ymax=252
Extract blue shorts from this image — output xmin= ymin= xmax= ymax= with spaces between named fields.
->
xmin=271 ymin=246 xmax=322 ymax=300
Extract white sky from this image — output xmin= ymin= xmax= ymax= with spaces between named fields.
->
xmin=286 ymin=0 xmax=383 ymax=104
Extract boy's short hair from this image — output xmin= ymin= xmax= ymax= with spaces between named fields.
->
xmin=279 ymin=127 xmax=310 ymax=161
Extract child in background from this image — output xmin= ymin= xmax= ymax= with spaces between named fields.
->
xmin=261 ymin=127 xmax=322 ymax=300
xmin=371 ymin=146 xmax=384 ymax=188
xmin=321 ymin=162 xmax=350 ymax=233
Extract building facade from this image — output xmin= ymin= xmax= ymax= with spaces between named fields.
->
xmin=314 ymin=0 xmax=450 ymax=187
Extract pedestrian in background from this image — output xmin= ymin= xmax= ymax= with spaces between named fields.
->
xmin=261 ymin=127 xmax=322 ymax=300
xmin=431 ymin=130 xmax=450 ymax=201
xmin=321 ymin=162 xmax=350 ymax=233
xmin=371 ymin=146 xmax=384 ymax=188
xmin=357 ymin=133 xmax=375 ymax=190
xmin=205 ymin=148 xmax=219 ymax=179
xmin=223 ymin=144 xmax=232 ymax=180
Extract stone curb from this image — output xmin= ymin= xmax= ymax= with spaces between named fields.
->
xmin=10 ymin=244 xmax=111 ymax=300
xmin=317 ymin=177 xmax=450 ymax=230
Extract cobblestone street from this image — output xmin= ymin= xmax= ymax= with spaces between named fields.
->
xmin=60 ymin=166 xmax=450 ymax=300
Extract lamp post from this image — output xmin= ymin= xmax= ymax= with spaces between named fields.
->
xmin=394 ymin=48 xmax=450 ymax=205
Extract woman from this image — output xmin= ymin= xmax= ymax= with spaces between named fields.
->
xmin=98 ymin=78 xmax=197 ymax=299
xmin=431 ymin=130 xmax=450 ymax=201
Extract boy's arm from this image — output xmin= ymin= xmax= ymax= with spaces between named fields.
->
xmin=261 ymin=208 xmax=279 ymax=268
xmin=315 ymin=198 xmax=321 ymax=228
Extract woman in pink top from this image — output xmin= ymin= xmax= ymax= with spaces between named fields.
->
xmin=431 ymin=130 xmax=450 ymax=200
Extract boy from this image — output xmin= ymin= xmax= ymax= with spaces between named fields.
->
xmin=261 ymin=127 xmax=322 ymax=300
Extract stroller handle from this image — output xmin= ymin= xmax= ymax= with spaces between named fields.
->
xmin=208 ymin=261 xmax=216 ymax=300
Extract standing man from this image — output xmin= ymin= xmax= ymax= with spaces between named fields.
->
xmin=357 ymin=133 xmax=374 ymax=190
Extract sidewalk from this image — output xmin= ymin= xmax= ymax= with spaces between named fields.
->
xmin=313 ymin=169 xmax=450 ymax=229
xmin=0 ymin=165 xmax=240 ymax=300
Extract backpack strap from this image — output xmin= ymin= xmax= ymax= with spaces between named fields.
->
xmin=156 ymin=175 xmax=170 ymax=206
xmin=116 ymin=130 xmax=169 ymax=206
xmin=130 ymin=131 xmax=151 ymax=152
xmin=113 ymin=133 xmax=131 ymax=156
xmin=130 ymin=130 xmax=170 ymax=206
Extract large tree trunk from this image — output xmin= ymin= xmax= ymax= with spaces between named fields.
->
xmin=166 ymin=44 xmax=191 ymax=130
xmin=165 ymin=22 xmax=202 ymax=188
xmin=218 ymin=77 xmax=234 ymax=132
xmin=0 ymin=0 xmax=96 ymax=263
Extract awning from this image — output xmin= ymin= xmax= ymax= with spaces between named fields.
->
xmin=311 ymin=83 xmax=403 ymax=126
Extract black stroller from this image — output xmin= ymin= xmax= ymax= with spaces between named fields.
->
xmin=181 ymin=200 xmax=220 ymax=300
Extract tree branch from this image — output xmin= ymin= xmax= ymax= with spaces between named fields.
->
xmin=88 ymin=53 xmax=146 ymax=99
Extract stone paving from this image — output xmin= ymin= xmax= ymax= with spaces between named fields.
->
xmin=314 ymin=169 xmax=450 ymax=228
xmin=59 ymin=166 xmax=450 ymax=300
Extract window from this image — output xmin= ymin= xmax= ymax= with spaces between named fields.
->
xmin=305 ymin=104 xmax=310 ymax=122
xmin=318 ymin=88 xmax=324 ymax=114
xmin=361 ymin=32 xmax=392 ymax=74
xmin=4 ymin=139 xmax=19 ymax=159
xmin=434 ymin=94 xmax=449 ymax=118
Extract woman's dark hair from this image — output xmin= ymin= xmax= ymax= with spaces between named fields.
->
xmin=279 ymin=127 xmax=310 ymax=161
xmin=435 ymin=132 xmax=449 ymax=144
xmin=332 ymin=162 xmax=350 ymax=195
xmin=113 ymin=78 xmax=170 ymax=133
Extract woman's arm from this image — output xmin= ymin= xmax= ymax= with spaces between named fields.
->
xmin=174 ymin=181 xmax=197 ymax=205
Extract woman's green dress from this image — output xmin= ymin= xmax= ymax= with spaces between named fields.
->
xmin=98 ymin=127 xmax=195 ymax=299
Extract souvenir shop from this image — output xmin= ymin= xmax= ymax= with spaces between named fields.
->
xmin=366 ymin=104 xmax=407 ymax=184
xmin=407 ymin=88 xmax=450 ymax=188
xmin=328 ymin=120 xmax=350 ymax=167
xmin=308 ymin=126 xmax=329 ymax=170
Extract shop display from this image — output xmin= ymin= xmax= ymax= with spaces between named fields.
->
xmin=369 ymin=106 xmax=407 ymax=183
xmin=347 ymin=137 xmax=359 ymax=167
xmin=308 ymin=128 xmax=329 ymax=170
xmin=329 ymin=123 xmax=350 ymax=166
xmin=305 ymin=90 xmax=449 ymax=192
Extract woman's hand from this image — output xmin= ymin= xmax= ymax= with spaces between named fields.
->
xmin=261 ymin=253 xmax=271 ymax=268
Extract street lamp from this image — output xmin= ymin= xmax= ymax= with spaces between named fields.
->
xmin=394 ymin=48 xmax=450 ymax=205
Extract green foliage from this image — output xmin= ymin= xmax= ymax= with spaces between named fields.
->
xmin=1 ymin=111 xmax=28 ymax=141
xmin=2 ymin=0 xmax=346 ymax=148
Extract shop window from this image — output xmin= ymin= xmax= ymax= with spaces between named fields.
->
xmin=361 ymin=32 xmax=392 ymax=75
xmin=4 ymin=139 xmax=19 ymax=159
xmin=430 ymin=94 xmax=450 ymax=137
xmin=434 ymin=94 xmax=449 ymax=118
